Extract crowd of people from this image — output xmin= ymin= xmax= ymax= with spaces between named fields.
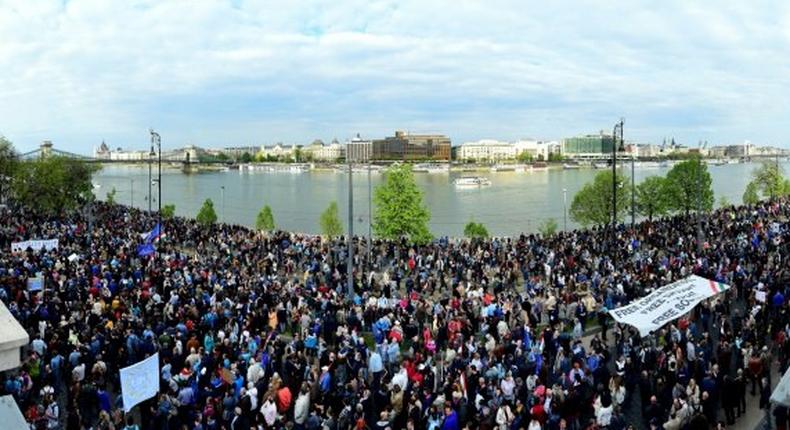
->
xmin=0 ymin=198 xmax=788 ymax=430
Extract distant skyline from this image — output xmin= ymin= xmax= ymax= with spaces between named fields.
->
xmin=2 ymin=0 xmax=790 ymax=153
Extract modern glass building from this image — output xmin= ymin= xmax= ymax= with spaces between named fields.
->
xmin=562 ymin=134 xmax=615 ymax=157
xmin=372 ymin=131 xmax=451 ymax=161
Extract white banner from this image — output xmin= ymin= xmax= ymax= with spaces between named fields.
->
xmin=609 ymin=275 xmax=730 ymax=337
xmin=11 ymin=239 xmax=59 ymax=253
xmin=120 ymin=353 xmax=160 ymax=412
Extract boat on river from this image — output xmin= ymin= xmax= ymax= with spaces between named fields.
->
xmin=592 ymin=161 xmax=609 ymax=169
xmin=413 ymin=163 xmax=449 ymax=173
xmin=531 ymin=162 xmax=549 ymax=172
xmin=490 ymin=164 xmax=526 ymax=173
xmin=453 ymin=176 xmax=491 ymax=187
xmin=563 ymin=162 xmax=581 ymax=170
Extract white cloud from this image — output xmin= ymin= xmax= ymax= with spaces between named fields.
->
xmin=0 ymin=0 xmax=789 ymax=152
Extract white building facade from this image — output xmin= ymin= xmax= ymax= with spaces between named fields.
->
xmin=346 ymin=135 xmax=372 ymax=162
xmin=456 ymin=140 xmax=516 ymax=161
xmin=513 ymin=140 xmax=561 ymax=160
xmin=304 ymin=140 xmax=346 ymax=161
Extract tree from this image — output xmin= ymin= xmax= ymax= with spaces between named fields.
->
xmin=743 ymin=181 xmax=760 ymax=205
xmin=373 ymin=164 xmax=432 ymax=244
xmin=293 ymin=148 xmax=303 ymax=163
xmin=0 ymin=136 xmax=18 ymax=201
xmin=196 ymin=199 xmax=217 ymax=225
xmin=538 ymin=218 xmax=558 ymax=236
xmin=570 ymin=171 xmax=630 ymax=227
xmin=517 ymin=152 xmax=533 ymax=163
xmin=635 ymin=176 xmax=670 ymax=221
xmin=548 ymin=153 xmax=564 ymax=162
xmin=463 ymin=220 xmax=489 ymax=238
xmin=665 ymin=158 xmax=714 ymax=215
xmin=750 ymin=162 xmax=786 ymax=201
xmin=256 ymin=205 xmax=275 ymax=231
xmin=161 ymin=204 xmax=176 ymax=219
xmin=106 ymin=187 xmax=117 ymax=205
xmin=718 ymin=196 xmax=731 ymax=208
xmin=319 ymin=201 xmax=343 ymax=237
xmin=12 ymin=157 xmax=100 ymax=214
xmin=240 ymin=152 xmax=253 ymax=163
xmin=781 ymin=179 xmax=790 ymax=198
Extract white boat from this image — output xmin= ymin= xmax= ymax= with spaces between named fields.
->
xmin=490 ymin=164 xmax=527 ymax=173
xmin=453 ymin=176 xmax=491 ymax=187
xmin=592 ymin=161 xmax=609 ymax=169
xmin=413 ymin=163 xmax=449 ymax=173
xmin=334 ymin=165 xmax=384 ymax=174
xmin=288 ymin=164 xmax=310 ymax=173
xmin=531 ymin=162 xmax=549 ymax=172
xmin=639 ymin=161 xmax=661 ymax=169
xmin=563 ymin=162 xmax=581 ymax=170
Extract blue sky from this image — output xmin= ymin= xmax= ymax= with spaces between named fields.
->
xmin=1 ymin=0 xmax=789 ymax=154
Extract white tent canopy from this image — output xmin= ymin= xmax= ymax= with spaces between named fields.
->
xmin=0 ymin=395 xmax=28 ymax=429
xmin=771 ymin=367 xmax=790 ymax=407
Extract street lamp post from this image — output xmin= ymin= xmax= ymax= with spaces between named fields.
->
xmin=368 ymin=156 xmax=372 ymax=277
xmin=631 ymin=149 xmax=636 ymax=228
xmin=130 ymin=179 xmax=134 ymax=207
xmin=150 ymin=130 xmax=162 ymax=226
xmin=220 ymin=186 xmax=225 ymax=223
xmin=696 ymin=141 xmax=706 ymax=253
xmin=347 ymin=159 xmax=354 ymax=299
xmin=147 ymin=150 xmax=152 ymax=212
xmin=611 ymin=118 xmax=624 ymax=271
xmin=562 ymin=188 xmax=567 ymax=231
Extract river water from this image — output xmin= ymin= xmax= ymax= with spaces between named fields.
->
xmin=92 ymin=161 xmax=788 ymax=237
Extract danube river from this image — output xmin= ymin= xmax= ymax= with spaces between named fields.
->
xmin=92 ymin=161 xmax=787 ymax=237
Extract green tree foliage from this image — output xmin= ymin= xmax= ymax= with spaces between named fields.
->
xmin=463 ymin=220 xmax=489 ymax=238
xmin=196 ymin=199 xmax=218 ymax=225
xmin=373 ymin=164 xmax=432 ymax=244
xmin=0 ymin=135 xmax=18 ymax=180
xmin=161 ymin=204 xmax=176 ymax=219
xmin=517 ymin=152 xmax=533 ymax=163
xmin=538 ymin=218 xmax=558 ymax=236
xmin=12 ymin=156 xmax=100 ymax=214
xmin=665 ymin=158 xmax=714 ymax=214
xmin=750 ymin=162 xmax=786 ymax=200
xmin=718 ymin=196 xmax=730 ymax=208
xmin=0 ymin=136 xmax=17 ymax=202
xmin=256 ymin=205 xmax=275 ymax=231
xmin=570 ymin=171 xmax=630 ymax=227
xmin=547 ymin=153 xmax=564 ymax=162
xmin=319 ymin=201 xmax=343 ymax=237
xmin=106 ymin=187 xmax=117 ymax=205
xmin=743 ymin=181 xmax=760 ymax=205
xmin=240 ymin=152 xmax=253 ymax=163
xmin=635 ymin=176 xmax=670 ymax=221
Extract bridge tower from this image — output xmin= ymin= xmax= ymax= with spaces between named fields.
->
xmin=182 ymin=145 xmax=199 ymax=174
xmin=40 ymin=141 xmax=54 ymax=159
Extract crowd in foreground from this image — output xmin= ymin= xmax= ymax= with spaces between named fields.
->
xmin=0 ymin=198 xmax=788 ymax=430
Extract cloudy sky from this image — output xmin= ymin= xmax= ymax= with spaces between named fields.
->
xmin=1 ymin=0 xmax=789 ymax=153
